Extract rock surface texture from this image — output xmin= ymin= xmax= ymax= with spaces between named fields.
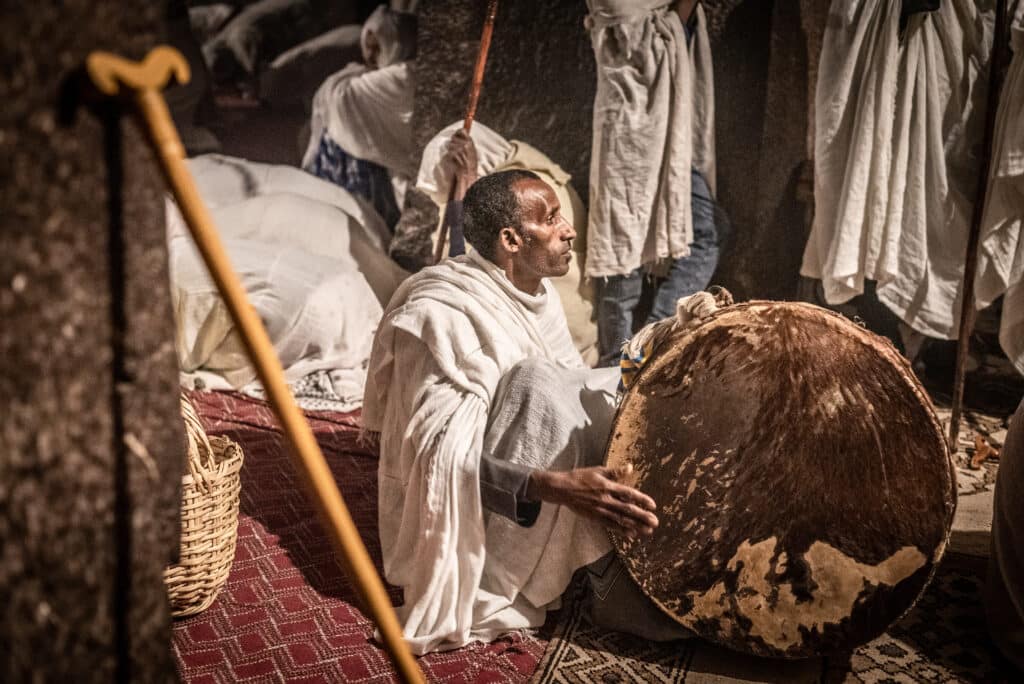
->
xmin=1 ymin=2 xmax=184 ymax=681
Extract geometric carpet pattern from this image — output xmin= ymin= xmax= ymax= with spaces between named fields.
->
xmin=532 ymin=553 xmax=1018 ymax=684
xmin=172 ymin=390 xmax=546 ymax=683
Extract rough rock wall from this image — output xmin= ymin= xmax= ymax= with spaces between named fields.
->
xmin=414 ymin=0 xmax=832 ymax=300
xmin=414 ymin=0 xmax=595 ymax=191
xmin=708 ymin=0 xmax=831 ymax=300
xmin=1 ymin=2 xmax=184 ymax=681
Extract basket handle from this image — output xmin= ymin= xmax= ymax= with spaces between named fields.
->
xmin=180 ymin=394 xmax=216 ymax=491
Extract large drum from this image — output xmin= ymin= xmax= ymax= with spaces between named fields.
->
xmin=606 ymin=301 xmax=956 ymax=658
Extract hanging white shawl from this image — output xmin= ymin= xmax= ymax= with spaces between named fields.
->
xmin=802 ymin=0 xmax=995 ymax=342
xmin=977 ymin=1 xmax=1024 ymax=374
xmin=584 ymin=1 xmax=715 ymax=278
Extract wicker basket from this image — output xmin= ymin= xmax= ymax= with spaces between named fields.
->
xmin=164 ymin=394 xmax=244 ymax=617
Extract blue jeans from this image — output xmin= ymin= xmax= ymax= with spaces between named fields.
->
xmin=596 ymin=169 xmax=723 ymax=366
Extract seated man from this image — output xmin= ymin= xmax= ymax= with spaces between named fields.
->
xmin=363 ymin=170 xmax=688 ymax=654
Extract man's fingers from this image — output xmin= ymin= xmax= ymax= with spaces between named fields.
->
xmin=608 ymin=481 xmax=656 ymax=512
xmin=603 ymin=494 xmax=659 ymax=530
xmin=593 ymin=504 xmax=641 ymax=537
xmin=594 ymin=504 xmax=656 ymax=538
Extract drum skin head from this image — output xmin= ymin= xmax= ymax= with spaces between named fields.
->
xmin=605 ymin=302 xmax=956 ymax=658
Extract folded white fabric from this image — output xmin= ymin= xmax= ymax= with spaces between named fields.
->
xmin=363 ymin=252 xmax=589 ymax=653
xmin=977 ymin=1 xmax=1024 ymax=374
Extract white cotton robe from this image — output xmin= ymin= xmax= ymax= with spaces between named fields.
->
xmin=361 ymin=252 xmax=610 ymax=654
xmin=976 ymin=1 xmax=1024 ymax=375
xmin=585 ymin=0 xmax=715 ymax=278
xmin=802 ymin=0 xmax=995 ymax=341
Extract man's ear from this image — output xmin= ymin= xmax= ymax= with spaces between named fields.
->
xmin=498 ymin=226 xmax=521 ymax=254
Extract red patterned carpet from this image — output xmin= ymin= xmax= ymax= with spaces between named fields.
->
xmin=172 ymin=390 xmax=546 ymax=683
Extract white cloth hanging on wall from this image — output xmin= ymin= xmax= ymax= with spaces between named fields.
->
xmin=802 ymin=0 xmax=995 ymax=340
xmin=584 ymin=1 xmax=715 ymax=278
xmin=976 ymin=1 xmax=1024 ymax=374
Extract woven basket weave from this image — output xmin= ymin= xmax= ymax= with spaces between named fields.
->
xmin=164 ymin=394 xmax=244 ymax=617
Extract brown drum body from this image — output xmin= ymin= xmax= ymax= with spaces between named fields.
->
xmin=606 ymin=302 xmax=956 ymax=658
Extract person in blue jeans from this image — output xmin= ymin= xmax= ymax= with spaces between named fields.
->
xmin=596 ymin=168 xmax=725 ymax=366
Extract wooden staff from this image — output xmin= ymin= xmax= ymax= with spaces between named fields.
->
xmin=434 ymin=0 xmax=500 ymax=265
xmin=86 ymin=46 xmax=425 ymax=684
xmin=949 ymin=0 xmax=1010 ymax=450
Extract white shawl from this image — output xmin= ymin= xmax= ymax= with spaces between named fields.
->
xmin=977 ymin=1 xmax=1024 ymax=375
xmin=802 ymin=0 xmax=995 ymax=340
xmin=362 ymin=253 xmax=585 ymax=653
xmin=584 ymin=1 xmax=715 ymax=278
xmin=302 ymin=61 xmax=417 ymax=179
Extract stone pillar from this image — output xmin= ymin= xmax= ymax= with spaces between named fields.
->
xmin=1 ymin=2 xmax=184 ymax=681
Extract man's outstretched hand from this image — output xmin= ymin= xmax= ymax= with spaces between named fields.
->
xmin=526 ymin=465 xmax=659 ymax=539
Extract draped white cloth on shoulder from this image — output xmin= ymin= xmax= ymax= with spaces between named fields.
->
xmin=302 ymin=61 xmax=417 ymax=179
xmin=584 ymin=1 xmax=715 ymax=278
xmin=802 ymin=0 xmax=996 ymax=340
xmin=362 ymin=252 xmax=609 ymax=653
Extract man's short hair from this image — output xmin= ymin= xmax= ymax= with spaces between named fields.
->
xmin=462 ymin=170 xmax=541 ymax=261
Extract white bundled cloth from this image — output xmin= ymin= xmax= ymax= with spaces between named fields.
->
xmin=977 ymin=1 xmax=1024 ymax=374
xmin=414 ymin=121 xmax=600 ymax=365
xmin=584 ymin=1 xmax=715 ymax=278
xmin=187 ymin=153 xmax=391 ymax=247
xmin=169 ymin=155 xmax=407 ymax=409
xmin=802 ymin=0 xmax=995 ymax=340
xmin=362 ymin=252 xmax=609 ymax=653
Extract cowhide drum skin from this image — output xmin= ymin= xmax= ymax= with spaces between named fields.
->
xmin=605 ymin=302 xmax=956 ymax=658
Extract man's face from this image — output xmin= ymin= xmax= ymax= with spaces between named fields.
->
xmin=509 ymin=178 xmax=576 ymax=281
xmin=362 ymin=30 xmax=381 ymax=68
